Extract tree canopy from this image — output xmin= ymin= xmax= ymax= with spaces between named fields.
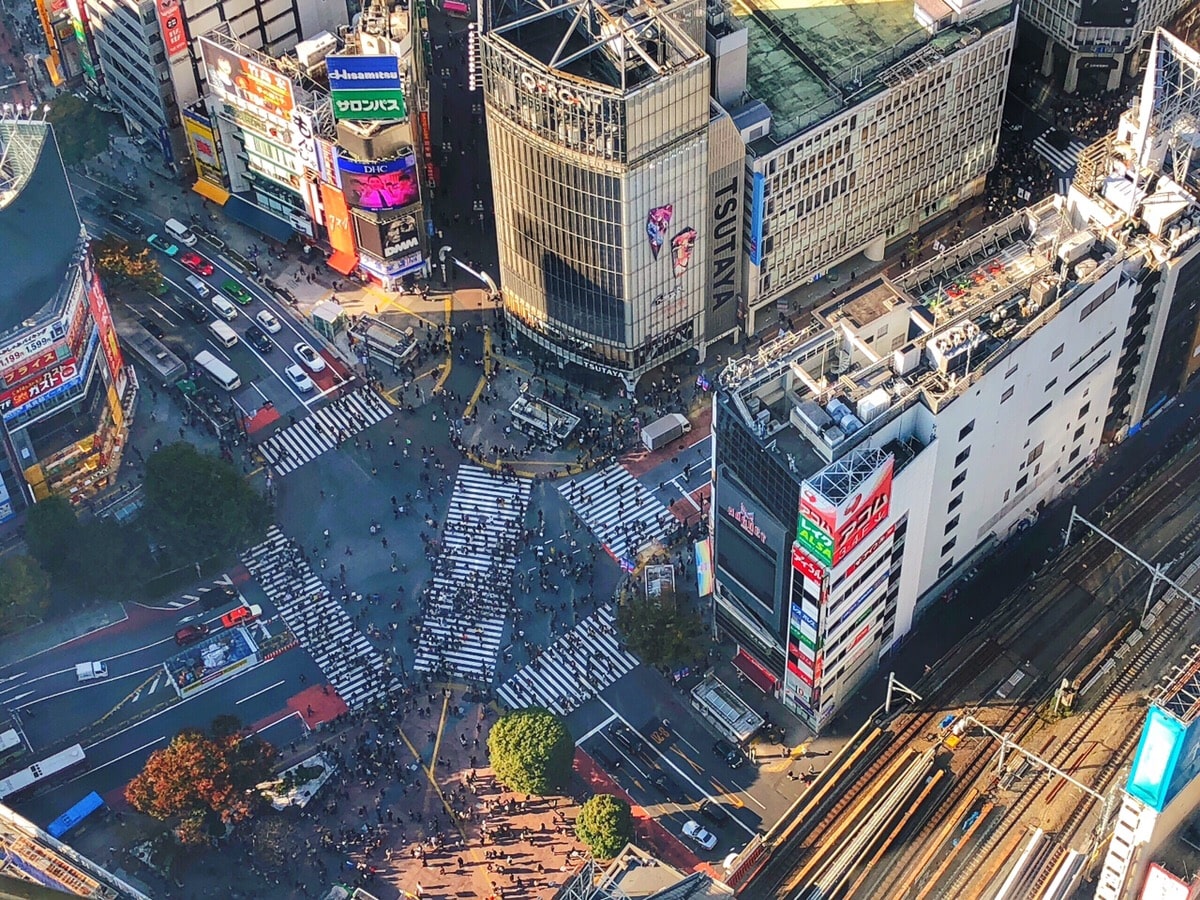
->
xmin=125 ymin=719 xmax=275 ymax=844
xmin=616 ymin=590 xmax=705 ymax=668
xmin=0 ymin=556 xmax=49 ymax=632
xmin=575 ymin=794 xmax=632 ymax=860
xmin=486 ymin=707 xmax=574 ymax=795
xmin=91 ymin=235 xmax=163 ymax=293
xmin=47 ymin=93 xmax=115 ymax=164
xmin=23 ymin=496 xmax=139 ymax=601
xmin=143 ymin=443 xmax=269 ymax=562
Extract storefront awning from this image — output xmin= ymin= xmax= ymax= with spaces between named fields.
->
xmin=192 ymin=179 xmax=230 ymax=205
xmin=733 ymin=648 xmax=777 ymax=694
xmin=223 ymin=195 xmax=295 ymax=243
xmin=328 ymin=250 xmax=359 ymax=275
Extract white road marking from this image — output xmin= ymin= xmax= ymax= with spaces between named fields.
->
xmin=236 ymin=679 xmax=286 ymax=705
xmin=575 ymin=713 xmax=618 ymax=745
xmin=74 ymin=736 xmax=166 ymax=778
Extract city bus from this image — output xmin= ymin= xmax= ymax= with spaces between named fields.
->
xmin=0 ymin=744 xmax=88 ymax=800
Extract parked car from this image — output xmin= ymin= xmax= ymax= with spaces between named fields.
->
xmin=107 ymin=210 xmax=143 ymax=235
xmin=286 ymin=364 xmax=314 ymax=393
xmin=609 ymin=723 xmax=644 ymax=755
xmin=201 ymin=586 xmax=240 ymax=611
xmin=713 ymin=739 xmax=745 ymax=769
xmin=294 ymin=342 xmax=326 ymax=372
xmin=682 ymin=820 xmax=718 ymax=851
xmin=699 ymin=799 xmax=730 ymax=825
xmin=221 ymin=278 xmax=252 ymax=305
xmin=255 ymin=309 xmax=282 ymax=333
xmin=174 ymin=623 xmax=210 ymax=646
xmin=180 ymin=250 xmax=215 ymax=276
xmin=146 ymin=233 xmax=178 ymax=256
xmin=245 ymin=325 xmax=273 ymax=353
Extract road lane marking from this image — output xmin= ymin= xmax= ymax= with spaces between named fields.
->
xmin=575 ymin=713 xmax=617 ymax=745
xmin=236 ymin=679 xmax=287 ymax=705
xmin=256 ymin=710 xmax=306 ymax=735
xmin=77 ymin=736 xmax=168 ymax=778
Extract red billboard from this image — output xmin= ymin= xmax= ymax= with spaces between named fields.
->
xmin=86 ymin=271 xmax=124 ymax=388
xmin=799 ymin=453 xmax=894 ymax=568
xmin=2 ymin=348 xmax=61 ymax=389
xmin=791 ymin=544 xmax=824 ymax=584
xmin=0 ymin=359 xmax=76 ymax=412
xmin=156 ymin=0 xmax=188 ymax=58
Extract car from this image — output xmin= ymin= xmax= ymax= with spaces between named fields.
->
xmin=211 ymin=297 xmax=238 ymax=321
xmin=180 ymin=250 xmax=215 ymax=276
xmin=682 ymin=820 xmax=718 ymax=851
xmin=107 ymin=210 xmax=143 ymax=235
xmin=256 ymin=309 xmax=282 ymax=333
xmin=138 ymin=316 xmax=165 ymax=339
xmin=221 ymin=278 xmax=253 ymax=305
xmin=713 ymin=739 xmax=745 ymax=769
xmin=220 ymin=604 xmax=263 ymax=628
xmin=650 ymin=773 xmax=681 ymax=802
xmin=294 ymin=342 xmax=326 ymax=372
xmin=699 ymin=799 xmax=730 ymax=825
xmin=183 ymin=299 xmax=210 ymax=325
xmin=174 ymin=623 xmax=210 ymax=646
xmin=147 ymin=233 xmax=178 ymax=256
xmin=286 ymin=364 xmax=315 ymax=393
xmin=589 ymin=741 xmax=622 ymax=772
xmin=609 ymin=723 xmax=645 ymax=755
xmin=245 ymin=325 xmax=273 ymax=353
xmin=202 ymin=586 xmax=240 ymax=610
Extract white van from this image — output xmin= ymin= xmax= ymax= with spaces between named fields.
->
xmin=195 ymin=350 xmax=241 ymax=391
xmin=164 ymin=217 xmax=198 ymax=246
xmin=208 ymin=320 xmax=238 ymax=347
xmin=211 ymin=296 xmax=238 ymax=321
xmin=186 ymin=274 xmax=211 ymax=298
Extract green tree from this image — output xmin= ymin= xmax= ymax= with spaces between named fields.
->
xmin=575 ymin=794 xmax=632 ymax=860
xmin=92 ymin=235 xmax=164 ymax=293
xmin=23 ymin=496 xmax=79 ymax=579
xmin=0 ymin=556 xmax=50 ymax=631
xmin=487 ymin=707 xmax=573 ymax=795
xmin=616 ymin=590 xmax=705 ymax=668
xmin=47 ymin=93 xmax=115 ymax=164
xmin=23 ymin=496 xmax=138 ymax=602
xmin=143 ymin=443 xmax=269 ymax=562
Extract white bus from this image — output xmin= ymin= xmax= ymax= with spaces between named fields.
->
xmin=194 ymin=350 xmax=241 ymax=391
xmin=0 ymin=744 xmax=87 ymax=800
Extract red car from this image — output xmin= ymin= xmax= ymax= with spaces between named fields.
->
xmin=175 ymin=623 xmax=210 ymax=646
xmin=180 ymin=251 xmax=214 ymax=276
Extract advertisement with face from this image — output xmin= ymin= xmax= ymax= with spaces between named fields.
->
xmin=353 ymin=212 xmax=421 ymax=261
xmin=338 ymin=153 xmax=418 ymax=211
xmin=201 ymin=39 xmax=295 ymax=129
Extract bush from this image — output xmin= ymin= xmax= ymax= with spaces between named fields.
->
xmin=486 ymin=707 xmax=573 ymax=795
xmin=575 ymin=794 xmax=632 ymax=860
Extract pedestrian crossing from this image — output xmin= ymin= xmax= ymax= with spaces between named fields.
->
xmin=1056 ymin=175 xmax=1073 ymax=197
xmin=558 ymin=463 xmax=675 ymax=564
xmin=496 ymin=605 xmax=639 ymax=716
xmin=1032 ymin=132 xmax=1088 ymax=174
xmin=257 ymin=387 xmax=391 ymax=475
xmin=413 ymin=466 xmax=531 ymax=682
xmin=242 ymin=526 xmax=396 ymax=709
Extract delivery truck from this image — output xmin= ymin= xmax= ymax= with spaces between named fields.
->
xmin=641 ymin=413 xmax=691 ymax=451
xmin=75 ymin=662 xmax=109 ymax=682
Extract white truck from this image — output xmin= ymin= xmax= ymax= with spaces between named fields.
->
xmin=641 ymin=412 xmax=692 ymax=451
xmin=75 ymin=662 xmax=109 ymax=682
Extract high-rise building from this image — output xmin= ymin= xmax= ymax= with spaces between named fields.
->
xmin=0 ymin=117 xmax=132 ymax=518
xmin=711 ymin=24 xmax=1200 ymax=727
xmin=82 ymin=0 xmax=348 ymax=167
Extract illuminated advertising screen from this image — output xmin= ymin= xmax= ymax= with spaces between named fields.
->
xmin=201 ymin=39 xmax=295 ymax=130
xmin=798 ymin=454 xmax=894 ymax=569
xmin=749 ymin=172 xmax=765 ymax=265
xmin=337 ymin=153 xmax=418 ymax=211
xmin=353 ymin=211 xmax=421 ymax=261
xmin=85 ymin=270 xmax=125 ymax=390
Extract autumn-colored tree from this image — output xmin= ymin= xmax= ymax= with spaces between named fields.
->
xmin=125 ymin=724 xmax=276 ymax=844
xmin=91 ymin=235 xmax=163 ymax=292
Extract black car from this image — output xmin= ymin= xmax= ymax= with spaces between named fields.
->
xmin=244 ymin=324 xmax=273 ymax=353
xmin=183 ymin=299 xmax=210 ymax=324
xmin=713 ymin=739 xmax=746 ymax=769
xmin=699 ymin=799 xmax=731 ymax=825
xmin=650 ymin=773 xmax=681 ymax=802
xmin=201 ymin=585 xmax=239 ymax=611
xmin=589 ymin=742 xmax=622 ymax=772
xmin=609 ymin=723 xmax=645 ymax=755
xmin=138 ymin=316 xmax=165 ymax=339
xmin=107 ymin=209 xmax=143 ymax=235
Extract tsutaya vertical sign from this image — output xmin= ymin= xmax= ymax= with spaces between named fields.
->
xmin=797 ymin=451 xmax=895 ymax=569
xmin=710 ymin=176 xmax=739 ymax=312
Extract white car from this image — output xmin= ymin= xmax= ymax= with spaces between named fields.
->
xmin=294 ymin=342 xmax=326 ymax=372
xmin=256 ymin=309 xmax=282 ymax=333
xmin=682 ymin=820 xmax=717 ymax=851
xmin=285 ymin=364 xmax=315 ymax=393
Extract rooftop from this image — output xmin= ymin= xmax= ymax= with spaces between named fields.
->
xmin=734 ymin=0 xmax=1013 ymax=147
xmin=0 ymin=120 xmax=81 ymax=336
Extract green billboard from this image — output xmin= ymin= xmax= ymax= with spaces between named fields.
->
xmin=331 ymin=89 xmax=407 ymax=121
xmin=796 ymin=517 xmax=834 ymax=568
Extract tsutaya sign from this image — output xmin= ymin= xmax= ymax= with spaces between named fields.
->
xmin=796 ymin=451 xmax=895 ymax=569
xmin=518 ymin=70 xmax=605 ymax=114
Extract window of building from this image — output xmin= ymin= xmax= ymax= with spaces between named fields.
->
xmin=1016 ymin=473 xmax=1028 ymax=491
xmin=944 ymin=515 xmax=960 ymax=535
xmin=1027 ymin=442 xmax=1044 ymax=465
xmin=1073 ymin=423 xmax=1086 ymax=441
xmin=941 ymin=537 xmax=957 ymax=556
xmin=954 ymin=447 xmax=971 ymax=467
xmin=938 ymin=559 xmax=955 ymax=578
xmin=1001 ymin=385 xmax=1014 ymax=403
xmin=1005 ymin=362 xmax=1019 ymax=379
xmin=951 ymin=470 xmax=967 ymax=490
xmin=948 ymin=493 xmax=963 ymax=513
xmin=1069 ymin=445 xmax=1082 ymax=462
xmin=1079 ymin=402 xmax=1090 ymax=418
xmin=1028 ymin=401 xmax=1052 ymax=425
xmin=958 ymin=420 xmax=975 ymax=441
xmin=1052 ymin=343 xmax=1064 ymax=361
xmin=1045 ymin=377 xmax=1057 ymax=392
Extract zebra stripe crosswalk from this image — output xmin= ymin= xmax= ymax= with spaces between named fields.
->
xmin=497 ymin=605 xmax=638 ymax=715
xmin=413 ymin=466 xmax=531 ymax=682
xmin=242 ymin=527 xmax=396 ymax=709
xmin=257 ymin=387 xmax=391 ymax=475
xmin=559 ymin=464 xmax=674 ymax=563
xmin=1032 ymin=132 xmax=1087 ymax=174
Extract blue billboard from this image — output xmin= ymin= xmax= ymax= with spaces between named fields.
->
xmin=1125 ymin=705 xmax=1200 ymax=812
xmin=749 ymin=172 xmax=765 ymax=265
xmin=326 ymin=55 xmax=402 ymax=91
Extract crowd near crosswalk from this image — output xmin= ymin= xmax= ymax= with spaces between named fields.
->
xmin=243 ymin=526 xmax=395 ymax=709
xmin=1032 ymin=131 xmax=1088 ymax=174
xmin=413 ymin=466 xmax=531 ymax=682
xmin=257 ymin=387 xmax=391 ymax=475
xmin=558 ymin=463 xmax=674 ymax=563
xmin=497 ymin=604 xmax=639 ymax=716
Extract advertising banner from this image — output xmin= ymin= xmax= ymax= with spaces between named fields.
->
xmin=332 ymin=89 xmax=407 ymax=121
xmin=791 ymin=543 xmax=824 ymax=583
xmin=316 ymin=138 xmax=341 ymax=187
xmin=799 ymin=454 xmax=895 ymax=569
xmin=796 ymin=518 xmax=834 ymax=568
xmin=201 ymin=39 xmax=295 ymax=129
xmin=156 ymin=0 xmax=187 ymax=57
xmin=326 ymin=54 xmax=402 ymax=91
xmin=320 ymin=183 xmax=356 ymax=257
xmin=337 ymin=152 xmax=418 ymax=210
xmin=353 ymin=212 xmax=421 ymax=261
xmin=183 ymin=111 xmax=221 ymax=176
xmin=291 ymin=108 xmax=319 ymax=173
xmin=0 ymin=318 xmax=67 ymax=372
xmin=2 ymin=347 xmax=66 ymax=390
xmin=0 ymin=359 xmax=77 ymax=414
xmin=86 ymin=271 xmax=125 ymax=390
xmin=749 ymin=172 xmax=765 ymax=265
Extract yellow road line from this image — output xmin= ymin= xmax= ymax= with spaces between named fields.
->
xmin=464 ymin=329 xmax=491 ymax=419
xmin=364 ymin=283 xmax=438 ymax=327
xmin=395 ymin=723 xmax=469 ymax=839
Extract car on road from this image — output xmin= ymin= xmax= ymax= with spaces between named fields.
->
xmin=221 ymin=278 xmax=253 ymax=305
xmin=699 ymin=799 xmax=730 ymax=825
xmin=220 ymin=604 xmax=263 ymax=628
xmin=107 ymin=210 xmax=143 ymax=235
xmin=255 ymin=309 xmax=282 ymax=333
xmin=138 ymin=316 xmax=165 ymax=338
xmin=245 ymin=325 xmax=273 ymax=353
xmin=182 ymin=299 xmax=210 ymax=325
xmin=211 ymin=297 xmax=238 ymax=321
xmin=174 ymin=623 xmax=210 ymax=646
xmin=180 ymin=250 xmax=215 ymax=276
xmin=202 ymin=586 xmax=240 ymax=611
xmin=285 ymin=364 xmax=314 ymax=393
xmin=294 ymin=342 xmax=326 ymax=372
xmin=146 ymin=233 xmax=178 ymax=256
xmin=682 ymin=820 xmax=718 ymax=851
xmin=650 ymin=773 xmax=681 ymax=801
xmin=589 ymin=741 xmax=622 ymax=772
xmin=713 ymin=739 xmax=745 ymax=769
xmin=609 ymin=723 xmax=644 ymax=755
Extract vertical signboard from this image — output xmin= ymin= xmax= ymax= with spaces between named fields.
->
xmin=749 ymin=172 xmax=765 ymax=265
xmin=327 ymin=55 xmax=406 ymax=121
xmin=85 ymin=267 xmax=125 ymax=392
xmin=156 ymin=0 xmax=188 ymax=58
xmin=320 ymin=182 xmax=356 ymax=257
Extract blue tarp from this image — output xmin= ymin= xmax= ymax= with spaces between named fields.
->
xmin=47 ymin=791 xmax=104 ymax=838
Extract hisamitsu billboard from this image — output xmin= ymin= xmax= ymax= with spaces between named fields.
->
xmin=326 ymin=55 xmax=402 ymax=91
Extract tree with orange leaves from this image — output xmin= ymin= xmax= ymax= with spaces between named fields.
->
xmin=125 ymin=718 xmax=276 ymax=844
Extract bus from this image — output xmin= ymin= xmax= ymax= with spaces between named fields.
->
xmin=194 ymin=350 xmax=241 ymax=391
xmin=0 ymin=744 xmax=87 ymax=800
